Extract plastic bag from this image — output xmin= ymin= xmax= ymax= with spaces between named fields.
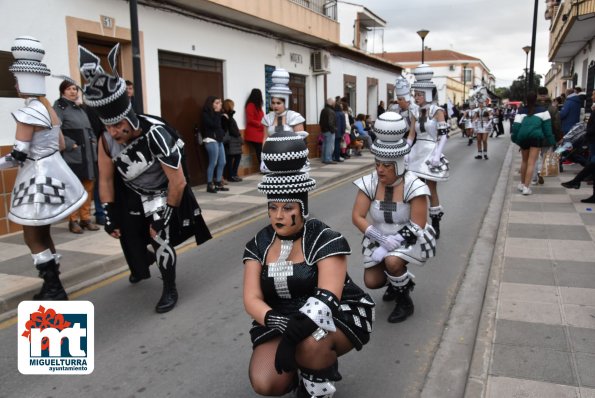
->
xmin=540 ymin=150 xmax=559 ymax=177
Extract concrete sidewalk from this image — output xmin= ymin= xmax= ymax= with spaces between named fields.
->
xmin=0 ymin=153 xmax=375 ymax=319
xmin=422 ymin=143 xmax=595 ymax=398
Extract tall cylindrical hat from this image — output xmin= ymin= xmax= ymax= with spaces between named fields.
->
xmin=268 ymin=68 xmax=292 ymax=108
xmin=370 ymin=112 xmax=410 ymax=176
xmin=411 ymin=64 xmax=436 ymax=103
xmin=258 ymin=131 xmax=315 ymax=217
xmin=9 ymin=36 xmax=51 ymax=96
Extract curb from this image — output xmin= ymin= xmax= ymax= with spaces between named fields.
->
xmin=420 ymin=143 xmax=513 ymax=398
xmin=0 ymin=158 xmax=375 ymax=322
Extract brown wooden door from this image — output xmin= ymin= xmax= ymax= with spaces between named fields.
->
xmin=159 ymin=60 xmax=223 ymax=186
xmin=289 ymin=74 xmax=306 ymax=120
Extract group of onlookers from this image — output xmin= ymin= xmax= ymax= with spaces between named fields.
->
xmin=318 ymin=96 xmax=375 ymax=164
xmin=511 ymin=85 xmax=594 ymax=202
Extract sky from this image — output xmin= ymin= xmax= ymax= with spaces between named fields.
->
xmin=361 ymin=0 xmax=551 ymax=88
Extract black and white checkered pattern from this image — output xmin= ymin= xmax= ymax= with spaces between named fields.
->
xmin=12 ymin=176 xmax=65 ymax=207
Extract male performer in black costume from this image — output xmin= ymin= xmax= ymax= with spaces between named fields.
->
xmin=79 ymin=44 xmax=211 ymax=313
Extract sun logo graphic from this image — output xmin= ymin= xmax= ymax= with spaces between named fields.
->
xmin=18 ymin=301 xmax=94 ymax=374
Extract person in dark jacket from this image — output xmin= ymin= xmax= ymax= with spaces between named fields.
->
xmin=222 ymin=99 xmax=243 ymax=182
xmin=334 ymin=100 xmax=346 ymax=162
xmin=202 ymin=96 xmax=228 ymax=193
xmin=53 ymin=80 xmax=100 ymax=234
xmin=319 ymin=98 xmax=336 ymax=164
xmin=561 ymin=89 xmax=595 ymax=203
xmin=560 ymin=88 xmax=582 ymax=134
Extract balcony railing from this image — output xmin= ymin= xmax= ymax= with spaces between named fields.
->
xmin=289 ymin=0 xmax=337 ymax=20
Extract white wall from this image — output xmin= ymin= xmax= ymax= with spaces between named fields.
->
xmin=0 ymin=0 xmax=401 ymax=145
xmin=337 ymin=2 xmax=358 ymax=47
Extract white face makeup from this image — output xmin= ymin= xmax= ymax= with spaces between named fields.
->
xmin=268 ymin=201 xmax=303 ymax=236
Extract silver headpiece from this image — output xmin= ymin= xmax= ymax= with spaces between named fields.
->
xmin=370 ymin=112 xmax=410 ymax=176
xmin=394 ymin=75 xmax=411 ymax=101
xmin=411 ymin=64 xmax=436 ymax=103
xmin=268 ymin=68 xmax=292 ymax=107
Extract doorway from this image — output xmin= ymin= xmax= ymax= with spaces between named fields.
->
xmin=158 ymin=51 xmax=223 ymax=186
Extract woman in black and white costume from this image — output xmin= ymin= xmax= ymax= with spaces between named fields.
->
xmin=406 ymin=64 xmax=449 ymax=239
xmin=261 ymin=68 xmax=310 ymax=173
xmin=0 ymin=36 xmax=87 ymax=300
xmin=393 ymin=75 xmax=418 ymax=130
xmin=243 ymin=131 xmax=374 ymax=398
xmin=352 ymin=112 xmax=436 ymax=323
xmin=472 ymin=88 xmax=493 ymax=160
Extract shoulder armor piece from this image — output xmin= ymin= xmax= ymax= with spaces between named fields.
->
xmin=243 ymin=225 xmax=275 ymax=264
xmin=11 ymin=98 xmax=52 ymax=128
xmin=353 ymin=173 xmax=377 ymax=200
xmin=147 ymin=125 xmax=182 ymax=169
xmin=303 ymin=219 xmax=351 ymax=265
xmin=403 ymin=171 xmax=430 ymax=202
xmin=286 ymin=110 xmax=305 ymax=126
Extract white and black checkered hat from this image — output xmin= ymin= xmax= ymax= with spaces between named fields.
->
xmin=9 ymin=36 xmax=51 ymax=96
xmin=258 ymin=131 xmax=315 ymax=217
xmin=370 ymin=112 xmax=410 ymax=162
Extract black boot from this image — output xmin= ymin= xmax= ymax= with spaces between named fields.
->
xmin=206 ymin=182 xmax=217 ymax=193
xmin=382 ymin=284 xmax=397 ymax=302
xmin=388 ymin=281 xmax=415 ymax=323
xmin=33 ymin=259 xmax=68 ymax=300
xmin=155 ymin=265 xmax=178 ymax=313
xmin=215 ymin=181 xmax=229 ymax=192
xmin=430 ymin=212 xmax=443 ymax=239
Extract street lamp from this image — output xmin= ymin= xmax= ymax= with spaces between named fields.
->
xmin=417 ymin=29 xmax=430 ymax=63
xmin=462 ymin=63 xmax=468 ymax=105
xmin=523 ymin=45 xmax=531 ymax=99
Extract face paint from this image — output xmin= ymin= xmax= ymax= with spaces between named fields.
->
xmin=291 ymin=214 xmax=296 ymax=226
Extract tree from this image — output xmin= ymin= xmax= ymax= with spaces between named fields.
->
xmin=509 ymin=74 xmax=542 ymax=101
xmin=495 ymin=87 xmax=510 ymax=99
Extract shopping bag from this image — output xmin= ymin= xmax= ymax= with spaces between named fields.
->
xmin=540 ymin=150 xmax=560 ymax=177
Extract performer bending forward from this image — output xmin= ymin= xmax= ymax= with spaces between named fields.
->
xmin=243 ymin=131 xmax=374 ymax=397
xmin=407 ymin=64 xmax=450 ymax=239
xmin=79 ymin=44 xmax=211 ymax=313
xmin=353 ymin=112 xmax=436 ymax=323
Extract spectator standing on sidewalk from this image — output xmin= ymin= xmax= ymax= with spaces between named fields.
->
xmin=53 ymin=79 xmax=100 ymax=234
xmin=1 ymin=36 xmax=87 ymax=300
xmin=532 ymin=86 xmax=563 ymax=185
xmin=222 ymin=99 xmax=243 ymax=182
xmin=561 ymin=89 xmax=595 ymax=203
xmin=377 ymin=100 xmax=386 ymax=117
xmin=318 ymin=97 xmax=336 ymax=164
xmin=244 ymin=88 xmax=265 ymax=165
xmin=334 ymin=98 xmax=346 ymax=162
xmin=560 ymin=88 xmax=581 ymax=135
xmin=202 ymin=95 xmax=228 ymax=193
xmin=511 ymin=91 xmax=555 ymax=196
xmin=80 ymin=43 xmax=211 ymax=312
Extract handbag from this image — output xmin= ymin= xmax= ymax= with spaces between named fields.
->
xmin=194 ymin=125 xmax=203 ymax=146
xmin=540 ymin=150 xmax=560 ymax=177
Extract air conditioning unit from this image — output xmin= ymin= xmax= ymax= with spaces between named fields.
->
xmin=311 ymin=51 xmax=330 ymax=74
xmin=562 ymin=61 xmax=573 ymax=79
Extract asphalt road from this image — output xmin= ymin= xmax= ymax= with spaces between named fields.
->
xmin=0 ymin=131 xmax=511 ymax=398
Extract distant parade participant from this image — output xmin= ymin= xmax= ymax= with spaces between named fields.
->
xmin=261 ymin=68 xmax=310 ymax=173
xmin=243 ymin=131 xmax=374 ymax=397
xmin=394 ymin=75 xmax=418 ymax=131
xmin=407 ymin=64 xmax=450 ymax=239
xmin=461 ymin=103 xmax=475 ymax=146
xmin=472 ymin=88 xmax=493 ymax=160
xmin=352 ymin=112 xmax=436 ymax=323
xmin=0 ymin=36 xmax=87 ymax=300
xmin=79 ymin=44 xmax=211 ymax=313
